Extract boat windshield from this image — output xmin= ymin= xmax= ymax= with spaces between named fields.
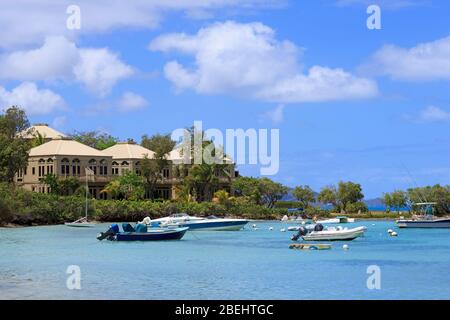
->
xmin=170 ymin=213 xmax=190 ymax=218
xmin=206 ymin=215 xmax=219 ymax=219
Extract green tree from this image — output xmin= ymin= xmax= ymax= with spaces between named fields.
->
xmin=103 ymin=172 xmax=145 ymax=200
xmin=383 ymin=190 xmax=407 ymax=213
xmin=318 ymin=182 xmax=365 ymax=213
xmin=0 ymin=107 xmax=31 ymax=183
xmin=41 ymin=174 xmax=80 ymax=196
xmin=407 ymin=185 xmax=450 ymax=216
xmin=292 ymin=185 xmax=315 ymax=210
xmin=337 ymin=181 xmax=364 ymax=213
xmin=141 ymin=133 xmax=176 ymax=155
xmin=317 ymin=185 xmax=338 ymax=209
xmin=31 ymin=131 xmax=46 ymax=147
xmin=232 ymin=176 xmax=287 ymax=208
xmin=68 ymin=131 xmax=118 ymax=150
xmin=140 ymin=133 xmax=176 ymax=199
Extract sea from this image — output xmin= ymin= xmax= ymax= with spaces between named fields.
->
xmin=0 ymin=220 xmax=449 ymax=300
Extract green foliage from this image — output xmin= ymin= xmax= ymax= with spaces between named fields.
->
xmin=345 ymin=201 xmax=369 ymax=213
xmin=68 ymin=131 xmax=118 ymax=150
xmin=292 ymin=185 xmax=315 ymax=210
xmin=103 ymin=172 xmax=145 ymax=200
xmin=337 ymin=181 xmax=364 ymax=212
xmin=41 ymin=175 xmax=81 ymax=196
xmin=317 ymin=185 xmax=338 ymax=208
xmin=140 ymin=133 xmax=175 ymax=199
xmin=232 ymin=176 xmax=288 ymax=208
xmin=318 ymin=182 xmax=365 ymax=213
xmin=383 ymin=190 xmax=407 ymax=213
xmin=407 ymin=185 xmax=450 ymax=216
xmin=141 ymin=133 xmax=176 ymax=156
xmin=0 ymin=182 xmax=286 ymax=225
xmin=0 ymin=106 xmax=31 ymax=183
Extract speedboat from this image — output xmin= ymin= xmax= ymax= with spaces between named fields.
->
xmin=316 ymin=216 xmax=355 ymax=224
xmin=97 ymin=223 xmax=188 ymax=241
xmin=141 ymin=213 xmax=248 ymax=231
xmin=302 ymin=226 xmax=366 ymax=241
xmin=291 ymin=224 xmax=366 ymax=241
xmin=397 ymin=217 xmax=450 ymax=228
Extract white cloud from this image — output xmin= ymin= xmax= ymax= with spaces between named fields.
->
xmin=0 ymin=36 xmax=133 ymax=97
xmin=74 ymin=49 xmax=134 ymax=97
xmin=0 ymin=82 xmax=65 ymax=115
xmin=52 ymin=116 xmax=67 ymax=129
xmin=260 ymin=104 xmax=284 ymax=124
xmin=363 ymin=36 xmax=450 ymax=81
xmin=150 ymin=21 xmax=377 ymax=103
xmin=0 ymin=1 xmax=282 ymax=49
xmin=0 ymin=36 xmax=78 ymax=82
xmin=335 ymin=0 xmax=427 ymax=10
xmin=117 ymin=92 xmax=149 ymax=112
xmin=419 ymin=106 xmax=450 ymax=122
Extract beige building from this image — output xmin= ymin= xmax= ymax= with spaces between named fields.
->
xmin=18 ymin=123 xmax=66 ymax=142
xmin=15 ymin=137 xmax=112 ymax=199
xmin=15 ymin=125 xmax=236 ymax=200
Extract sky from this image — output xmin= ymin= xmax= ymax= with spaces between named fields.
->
xmin=0 ymin=0 xmax=449 ymax=198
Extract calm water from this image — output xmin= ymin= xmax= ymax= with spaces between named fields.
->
xmin=1 ymin=220 xmax=449 ymax=300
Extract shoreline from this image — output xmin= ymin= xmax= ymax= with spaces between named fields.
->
xmin=1 ymin=215 xmax=404 ymax=228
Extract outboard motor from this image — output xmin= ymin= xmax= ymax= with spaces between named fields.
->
xmin=314 ymin=223 xmax=324 ymax=232
xmin=97 ymin=223 xmax=119 ymax=241
xmin=291 ymin=226 xmax=308 ymax=241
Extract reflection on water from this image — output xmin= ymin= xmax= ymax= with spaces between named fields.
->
xmin=1 ymin=221 xmax=450 ymax=299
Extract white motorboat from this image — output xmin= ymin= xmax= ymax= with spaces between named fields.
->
xmin=316 ymin=216 xmax=355 ymax=224
xmin=301 ymin=226 xmax=366 ymax=241
xmin=396 ymin=203 xmax=450 ymax=228
xmin=141 ymin=213 xmax=248 ymax=231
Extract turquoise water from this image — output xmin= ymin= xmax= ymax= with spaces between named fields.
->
xmin=0 ymin=220 xmax=449 ymax=300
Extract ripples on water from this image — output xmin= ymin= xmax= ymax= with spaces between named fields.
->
xmin=1 ymin=221 xmax=449 ymax=299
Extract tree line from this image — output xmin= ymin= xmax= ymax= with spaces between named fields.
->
xmin=1 ymin=106 xmax=449 ymax=217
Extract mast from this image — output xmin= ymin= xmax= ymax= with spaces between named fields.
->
xmin=85 ymin=168 xmax=88 ymax=220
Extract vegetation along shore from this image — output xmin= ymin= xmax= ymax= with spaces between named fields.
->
xmin=1 ymin=107 xmax=449 ymax=227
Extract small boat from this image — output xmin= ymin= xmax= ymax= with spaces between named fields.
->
xmin=316 ymin=216 xmax=355 ymax=224
xmin=97 ymin=223 xmax=188 ymax=241
xmin=302 ymin=226 xmax=366 ymax=241
xmin=66 ymin=170 xmax=96 ymax=228
xmin=142 ymin=213 xmax=248 ymax=231
xmin=289 ymin=243 xmax=331 ymax=250
xmin=65 ymin=217 xmax=96 ymax=228
xmin=397 ymin=218 xmax=450 ymax=228
xmin=291 ymin=223 xmax=366 ymax=242
xmin=396 ymin=202 xmax=450 ymax=228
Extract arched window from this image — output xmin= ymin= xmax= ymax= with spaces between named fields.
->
xmin=72 ymin=158 xmax=80 ymax=175
xmin=88 ymin=159 xmax=97 ymax=175
xmin=99 ymin=159 xmax=107 ymax=176
xmin=61 ymin=158 xmax=70 ymax=175
xmin=121 ymin=161 xmax=129 ymax=166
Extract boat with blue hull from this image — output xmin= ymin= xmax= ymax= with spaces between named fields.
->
xmin=97 ymin=223 xmax=189 ymax=241
xmin=142 ymin=213 xmax=248 ymax=231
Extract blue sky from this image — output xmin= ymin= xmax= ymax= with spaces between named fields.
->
xmin=1 ymin=0 xmax=449 ymax=198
